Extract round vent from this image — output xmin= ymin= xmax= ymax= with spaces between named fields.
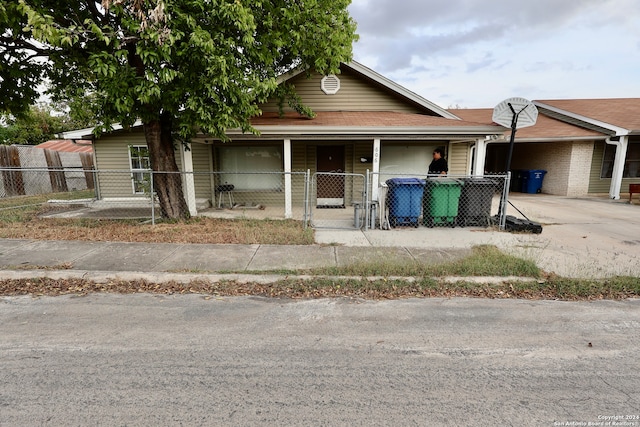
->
xmin=321 ymin=74 xmax=341 ymax=95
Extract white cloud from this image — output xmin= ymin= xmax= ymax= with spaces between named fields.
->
xmin=348 ymin=0 xmax=640 ymax=107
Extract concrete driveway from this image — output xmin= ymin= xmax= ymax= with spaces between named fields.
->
xmin=499 ymin=194 xmax=639 ymax=278
xmin=316 ymin=194 xmax=640 ymax=278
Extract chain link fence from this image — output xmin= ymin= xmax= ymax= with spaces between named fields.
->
xmin=370 ymin=172 xmax=509 ymax=231
xmin=0 ymin=167 xmax=510 ymax=230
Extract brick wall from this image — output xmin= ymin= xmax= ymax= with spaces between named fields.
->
xmin=510 ymin=141 xmax=594 ymax=196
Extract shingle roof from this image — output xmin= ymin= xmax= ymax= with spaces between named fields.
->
xmin=249 ymin=111 xmax=498 ymax=129
xmin=36 ymin=139 xmax=93 ymax=153
xmin=535 ymin=98 xmax=640 ymax=132
xmin=449 ymin=108 xmax=607 ymax=140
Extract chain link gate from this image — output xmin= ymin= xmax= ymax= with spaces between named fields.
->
xmin=309 ymin=172 xmax=366 ymax=229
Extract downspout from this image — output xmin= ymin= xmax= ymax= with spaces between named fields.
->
xmin=606 ymin=135 xmax=628 ymax=199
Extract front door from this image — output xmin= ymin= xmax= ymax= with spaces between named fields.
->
xmin=316 ymin=145 xmax=345 ymax=207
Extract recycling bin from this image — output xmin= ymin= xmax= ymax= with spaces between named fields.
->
xmin=423 ymin=178 xmax=462 ymax=227
xmin=456 ymin=177 xmax=497 ymax=227
xmin=521 ymin=170 xmax=547 ymax=194
xmin=385 ymin=178 xmax=425 ymax=227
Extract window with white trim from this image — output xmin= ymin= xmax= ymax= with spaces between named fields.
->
xmin=601 ymin=141 xmax=640 ymax=178
xmin=217 ymin=146 xmax=283 ymax=190
xmin=128 ymin=145 xmax=151 ymax=194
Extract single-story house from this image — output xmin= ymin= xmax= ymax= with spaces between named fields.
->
xmin=61 ymin=61 xmax=640 ymax=216
xmin=62 ymin=61 xmax=505 ymax=216
xmin=452 ymin=99 xmax=640 ymax=199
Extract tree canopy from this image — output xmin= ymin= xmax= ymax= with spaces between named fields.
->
xmin=1 ymin=0 xmax=358 ymax=217
xmin=0 ymin=101 xmax=94 ymax=145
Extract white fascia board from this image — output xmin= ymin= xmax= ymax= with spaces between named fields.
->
xmin=345 ymin=61 xmax=461 ymax=120
xmin=534 ymin=101 xmax=629 ymax=136
xmin=58 ymin=119 xmax=144 ymax=140
xmin=58 ymin=127 xmax=96 ymax=140
xmin=276 ymin=65 xmax=307 ymax=84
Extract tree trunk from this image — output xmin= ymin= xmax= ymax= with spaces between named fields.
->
xmin=143 ymin=113 xmax=190 ymax=220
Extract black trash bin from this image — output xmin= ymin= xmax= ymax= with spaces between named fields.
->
xmin=456 ymin=177 xmax=498 ymax=227
xmin=509 ymin=170 xmax=523 ymax=192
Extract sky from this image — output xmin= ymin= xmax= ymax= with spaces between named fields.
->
xmin=347 ymin=0 xmax=640 ymax=109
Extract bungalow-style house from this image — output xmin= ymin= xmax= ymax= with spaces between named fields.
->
xmin=452 ymin=99 xmax=640 ymax=199
xmin=61 ymin=61 xmax=640 ymax=218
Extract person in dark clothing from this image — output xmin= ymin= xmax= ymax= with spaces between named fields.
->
xmin=428 ymin=147 xmax=448 ymax=175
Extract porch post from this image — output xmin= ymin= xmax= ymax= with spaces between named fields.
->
xmin=473 ymin=137 xmax=488 ymax=176
xmin=181 ymin=143 xmax=197 ymax=216
xmin=608 ymin=136 xmax=628 ymax=199
xmin=372 ymin=138 xmax=381 ymax=200
xmin=284 ymin=138 xmax=292 ymax=218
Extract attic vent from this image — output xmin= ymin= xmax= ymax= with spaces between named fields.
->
xmin=321 ymin=74 xmax=341 ymax=95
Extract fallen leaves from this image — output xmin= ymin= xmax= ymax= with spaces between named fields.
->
xmin=0 ymin=276 xmax=638 ymax=301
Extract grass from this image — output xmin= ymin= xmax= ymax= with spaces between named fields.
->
xmin=0 ymin=192 xmax=315 ymax=244
xmin=1 ymin=191 xmax=639 ymax=300
xmin=307 ymin=245 xmax=541 ymax=278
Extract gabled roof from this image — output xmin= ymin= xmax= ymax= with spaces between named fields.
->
xmin=534 ymin=98 xmax=640 ymax=136
xmin=449 ymin=108 xmax=607 ymax=141
xmin=278 ymin=61 xmax=460 ymax=120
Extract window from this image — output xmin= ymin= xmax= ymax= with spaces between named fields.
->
xmin=380 ymin=145 xmax=440 ymax=176
xmin=129 ymin=145 xmax=150 ymax=194
xmin=217 ymin=146 xmax=283 ymax=190
xmin=601 ymin=142 xmax=640 ymax=178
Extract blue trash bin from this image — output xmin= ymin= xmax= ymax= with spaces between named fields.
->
xmin=385 ymin=178 xmax=425 ymax=227
xmin=521 ymin=170 xmax=547 ymax=194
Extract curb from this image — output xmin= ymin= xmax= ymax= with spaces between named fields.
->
xmin=0 ymin=269 xmax=539 ymax=286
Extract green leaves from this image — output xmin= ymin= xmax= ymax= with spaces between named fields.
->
xmin=3 ymin=0 xmax=358 ymax=139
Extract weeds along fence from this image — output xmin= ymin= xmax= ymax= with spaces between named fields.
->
xmin=0 ymin=167 xmax=510 ymax=229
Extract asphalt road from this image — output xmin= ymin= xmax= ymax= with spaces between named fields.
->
xmin=1 ymin=295 xmax=639 ymax=426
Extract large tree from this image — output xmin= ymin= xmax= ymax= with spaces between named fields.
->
xmin=1 ymin=0 xmax=357 ymax=218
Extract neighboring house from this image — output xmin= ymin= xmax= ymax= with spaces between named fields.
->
xmin=451 ymin=98 xmax=640 ymax=199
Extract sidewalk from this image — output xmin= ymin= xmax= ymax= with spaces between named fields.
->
xmin=0 ymin=236 xmax=480 ymax=284
xmin=1 ymin=194 xmax=638 ymax=281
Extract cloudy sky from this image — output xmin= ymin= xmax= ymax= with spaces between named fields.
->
xmin=348 ymin=0 xmax=640 ymax=109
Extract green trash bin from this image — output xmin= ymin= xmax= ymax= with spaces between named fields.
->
xmin=423 ymin=178 xmax=463 ymax=227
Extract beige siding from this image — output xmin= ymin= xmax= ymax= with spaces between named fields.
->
xmin=262 ymin=69 xmax=424 ymax=114
xmin=93 ymin=130 xmax=147 ymax=198
xmin=448 ymin=143 xmax=470 ymax=175
xmin=589 ymin=142 xmax=609 ymax=193
xmin=191 ymin=142 xmax=213 ymax=201
xmin=93 ymin=130 xmax=147 ymax=171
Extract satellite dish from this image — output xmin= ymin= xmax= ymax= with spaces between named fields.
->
xmin=492 ymin=97 xmax=538 ymax=129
